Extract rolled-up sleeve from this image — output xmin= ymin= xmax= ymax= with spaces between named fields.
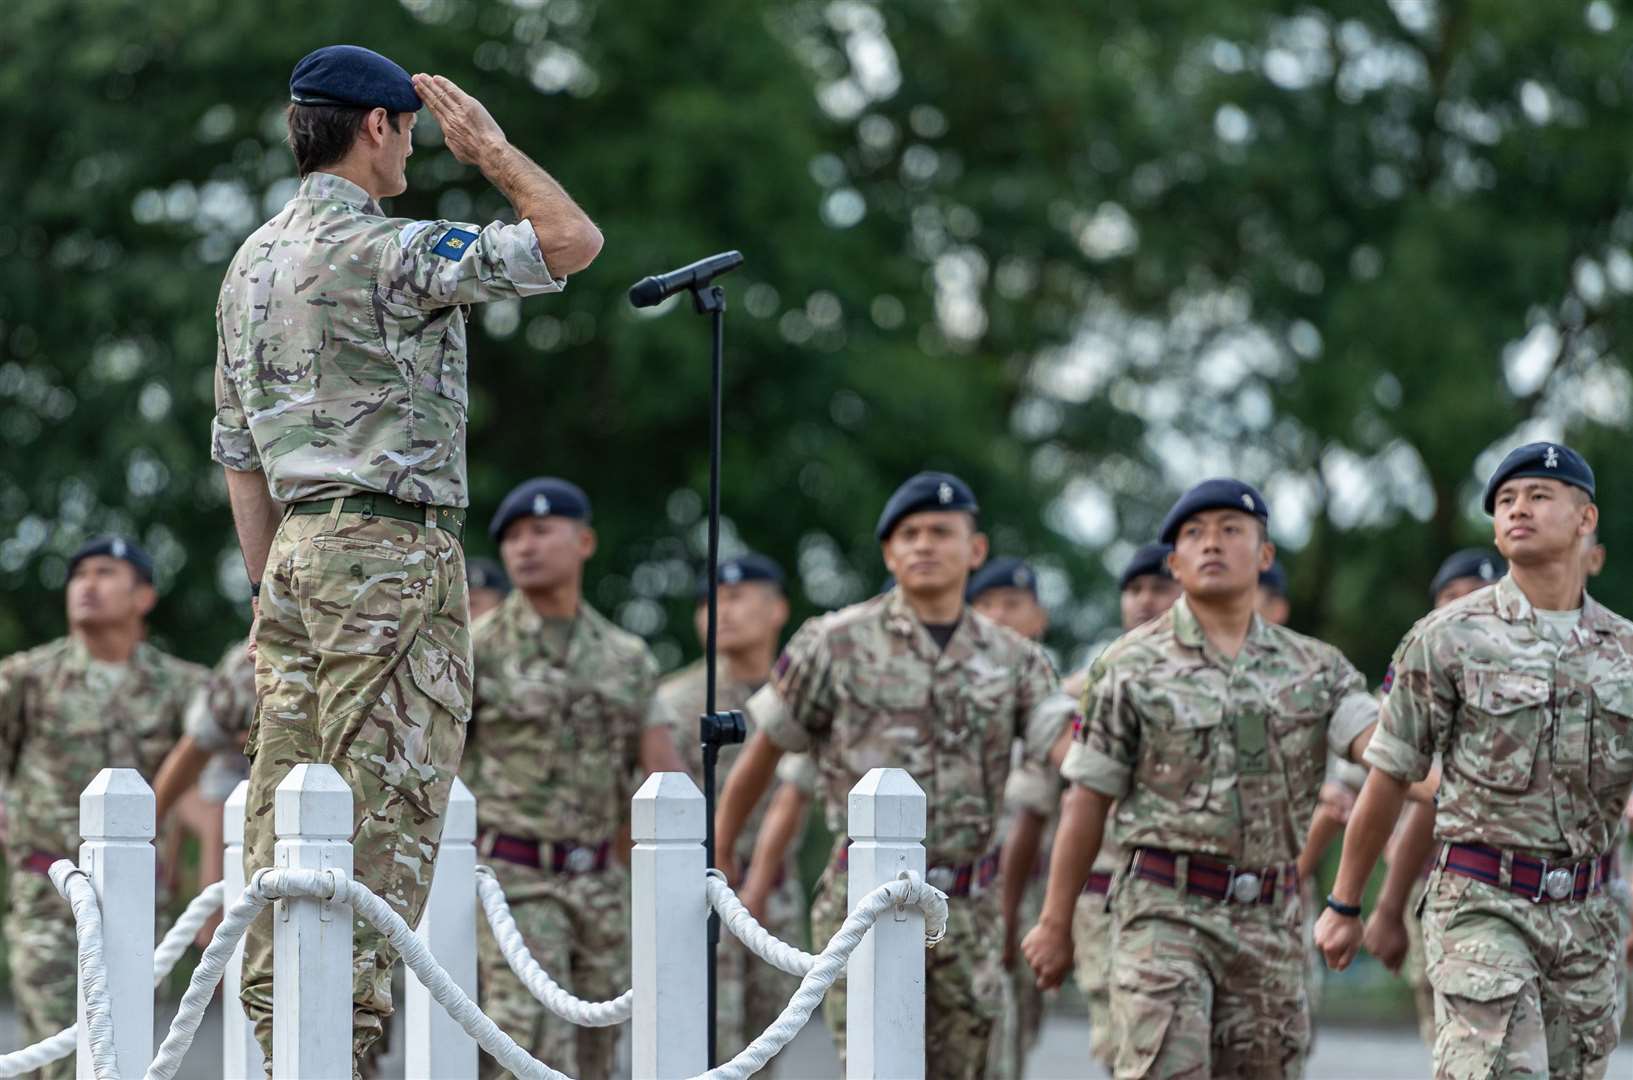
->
xmin=210 ymin=305 xmax=260 ymax=472
xmin=746 ymin=618 xmax=834 ymax=755
xmin=1061 ymin=667 xmax=1136 ymax=799
xmin=383 ymin=218 xmax=564 ymax=309
xmin=1363 ymin=630 xmax=1453 ymax=783
xmin=775 ymin=752 xmax=820 ymax=796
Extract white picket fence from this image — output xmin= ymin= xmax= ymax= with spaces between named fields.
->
xmin=23 ymin=763 xmax=941 ymax=1080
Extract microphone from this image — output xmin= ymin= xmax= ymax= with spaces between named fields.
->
xmin=628 ymin=250 xmax=744 ymax=308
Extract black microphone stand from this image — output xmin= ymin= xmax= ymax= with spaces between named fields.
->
xmin=690 ymin=282 xmax=747 ymax=1069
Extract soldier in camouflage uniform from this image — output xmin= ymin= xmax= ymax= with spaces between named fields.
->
xmin=464 ymin=478 xmax=683 ymax=1080
xmin=211 ymin=46 xmax=601 ymax=1073
xmin=0 ymin=537 xmax=205 ymax=1080
xmin=1320 ymin=442 xmax=1633 ymax=1078
xmin=715 ymin=472 xmax=1064 ymax=1080
xmin=655 ymin=553 xmax=816 ymax=1071
xmin=152 ymin=636 xmax=256 ymax=821
xmin=1023 ymin=479 xmax=1381 ymax=1079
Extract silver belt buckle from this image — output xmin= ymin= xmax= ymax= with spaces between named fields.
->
xmin=1230 ymin=871 xmax=1262 ymax=904
xmin=927 ymin=866 xmax=957 ymax=892
xmin=564 ymin=846 xmax=596 ymax=874
xmin=1544 ymin=867 xmax=1573 ymax=901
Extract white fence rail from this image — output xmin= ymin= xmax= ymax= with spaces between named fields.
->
xmin=27 ymin=764 xmax=937 ymax=1080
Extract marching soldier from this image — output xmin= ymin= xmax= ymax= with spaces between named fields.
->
xmin=212 ymin=44 xmax=601 ymax=1070
xmin=0 ymin=537 xmax=205 ymax=1079
xmin=714 ymin=471 xmax=1063 ymax=1079
xmin=1023 ymin=479 xmax=1384 ymax=1078
xmin=1318 ymin=442 xmax=1633 ymax=1077
xmin=655 ymin=553 xmax=816 ymax=1071
xmin=463 ymin=478 xmax=683 ymax=1080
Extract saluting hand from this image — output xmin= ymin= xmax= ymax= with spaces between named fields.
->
xmin=412 ymin=73 xmax=507 ymax=167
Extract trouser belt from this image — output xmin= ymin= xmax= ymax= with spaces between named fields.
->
xmin=485 ymin=833 xmax=612 ymax=875
xmin=835 ymin=845 xmax=1000 ymax=898
xmin=1131 ymin=847 xmax=1298 ymax=905
xmin=23 ymin=851 xmax=63 ymax=876
xmin=288 ymin=494 xmax=466 ymax=544
xmin=1440 ymin=842 xmax=1613 ymax=903
xmin=1083 ymin=870 xmax=1113 ymax=896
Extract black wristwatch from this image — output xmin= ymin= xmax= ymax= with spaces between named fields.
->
xmin=249 ymin=580 xmax=261 ymax=599
xmin=1325 ymin=894 xmax=1362 ymax=919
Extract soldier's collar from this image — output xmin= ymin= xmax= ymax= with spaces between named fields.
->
xmin=1171 ymin=595 xmax=1279 ymax=654
xmin=299 ymin=172 xmax=382 ymax=215
xmin=882 ymin=587 xmax=986 ymax=648
xmin=1493 ymin=573 xmax=1611 ymax=638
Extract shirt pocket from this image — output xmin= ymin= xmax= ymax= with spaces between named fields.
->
xmin=1129 ymin=683 xmax=1223 ymax=810
xmin=1454 ymin=667 xmax=1547 ymax=794
xmin=1590 ymin=679 xmax=1633 ymax=794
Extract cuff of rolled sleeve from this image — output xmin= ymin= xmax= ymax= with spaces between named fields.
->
xmin=183 ymin=700 xmax=233 ymax=753
xmin=1060 ymin=742 xmax=1130 ymax=800
xmin=775 ymin=752 xmax=819 ymax=796
xmin=209 ymin=418 xmax=260 ymax=471
xmin=746 ymin=683 xmax=811 ymax=754
xmin=1326 ymin=691 xmax=1379 ymax=761
xmin=502 ymin=221 xmax=567 ymax=295
xmin=1362 ymin=727 xmax=1430 ymax=784
xmin=1003 ymin=765 xmax=1058 ymax=818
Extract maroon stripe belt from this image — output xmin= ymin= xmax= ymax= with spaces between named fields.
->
xmin=1131 ymin=848 xmax=1298 ymax=905
xmin=23 ymin=851 xmax=63 ymax=876
xmin=1083 ymin=871 xmax=1113 ymax=897
xmin=1441 ymin=843 xmax=1613 ymax=903
xmin=835 ymin=846 xmax=1000 ymax=899
xmin=487 ymin=833 xmax=612 ymax=875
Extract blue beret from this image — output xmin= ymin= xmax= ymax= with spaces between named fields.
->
xmin=1482 ymin=441 xmax=1594 ymax=513
xmin=465 ymin=557 xmax=510 ymax=595
xmin=68 ymin=536 xmax=153 ymax=584
xmin=289 ymin=45 xmax=422 ymax=113
xmin=1430 ymin=548 xmax=1505 ymax=601
xmin=488 ymin=478 xmax=592 ymax=542
xmin=1158 ymin=478 xmax=1269 ymax=545
xmin=697 ymin=553 xmax=785 ymax=599
xmin=967 ymin=557 xmax=1038 ymax=602
xmin=1118 ymin=543 xmax=1173 ymax=591
xmin=876 ymin=471 xmax=979 ymax=541
xmin=1258 ymin=559 xmax=1288 ymax=596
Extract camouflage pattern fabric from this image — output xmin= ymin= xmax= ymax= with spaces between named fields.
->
xmin=0 ymin=636 xmax=203 ymax=1080
xmin=463 ymin=591 xmax=662 ymax=1076
xmin=184 ymin=636 xmax=256 ymax=802
xmin=655 ymin=659 xmax=815 ymax=1068
xmin=241 ymin=509 xmax=470 ymax=1077
xmin=210 ymin=171 xmax=563 ymax=507
xmin=987 ymin=807 xmax=1048 ymax=1080
xmin=1364 ymin=574 xmax=1633 ymax=1076
xmin=809 ymin=851 xmax=1005 ymax=1080
xmin=1403 ymin=873 xmax=1437 ymax=1046
xmin=1071 ymin=888 xmax=1118 ymax=1072
xmin=475 ymin=859 xmax=627 ymax=1080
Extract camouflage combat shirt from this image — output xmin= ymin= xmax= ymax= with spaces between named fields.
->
xmin=211 ymin=171 xmax=564 ymax=507
xmin=1365 ymin=573 xmax=1633 ymax=858
xmin=0 ymin=637 xmax=205 ymax=860
xmin=464 ymin=592 xmax=664 ymax=844
xmin=1063 ymin=597 xmax=1377 ymax=866
xmin=183 ymin=637 xmax=256 ymax=801
xmin=747 ymin=588 xmax=1061 ymax=867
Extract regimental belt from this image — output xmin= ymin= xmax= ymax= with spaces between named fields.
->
xmin=1082 ymin=870 xmax=1113 ymax=897
xmin=1130 ymin=847 xmax=1299 ymax=905
xmin=485 ymin=832 xmax=612 ymax=875
xmin=22 ymin=851 xmax=63 ymax=876
xmin=1440 ymin=842 xmax=1613 ymax=903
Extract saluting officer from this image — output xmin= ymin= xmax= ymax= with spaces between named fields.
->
xmin=1318 ymin=443 xmax=1633 ymax=1077
xmin=714 ymin=472 xmax=1062 ymax=1079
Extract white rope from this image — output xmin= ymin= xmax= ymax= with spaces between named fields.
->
xmin=474 ymin=866 xmax=633 ymax=1026
xmin=704 ymin=871 xmax=818 ymax=976
xmin=53 ymin=863 xmax=119 ymax=1080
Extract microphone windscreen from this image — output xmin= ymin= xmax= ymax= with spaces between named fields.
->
xmin=628 ymin=276 xmax=666 ymax=308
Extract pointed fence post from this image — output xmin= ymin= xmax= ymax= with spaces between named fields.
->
xmin=77 ymin=768 xmax=156 ymax=1079
xmin=405 ymin=777 xmax=477 ymax=1080
xmin=845 ymin=767 xmax=927 ymax=1080
xmin=222 ymin=779 xmax=263 ymax=1080
xmin=272 ymin=764 xmax=353 ymax=1079
xmin=631 ymin=772 xmax=707 ymax=1079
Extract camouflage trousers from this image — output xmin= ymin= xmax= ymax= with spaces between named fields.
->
xmin=1109 ymin=874 xmax=1309 ymax=1080
xmin=5 ymin=868 xmax=76 ymax=1080
xmin=475 ymin=857 xmax=628 ymax=1080
xmin=716 ymin=863 xmax=806 ymax=1074
xmin=1072 ymin=889 xmax=1117 ymax=1074
xmin=1404 ymin=873 xmax=1437 ymax=1047
xmin=987 ymin=876 xmax=1047 ymax=1080
xmin=1422 ymin=866 xmax=1623 ymax=1079
xmin=809 ymin=866 xmax=1004 ymax=1080
xmin=242 ymin=509 xmax=471 ymax=1078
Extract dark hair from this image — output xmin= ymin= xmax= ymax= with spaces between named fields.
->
xmin=285 ymin=104 xmax=401 ymax=177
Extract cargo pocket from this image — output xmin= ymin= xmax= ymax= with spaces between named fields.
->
xmin=346 ymin=628 xmax=470 ymax=793
xmin=302 ymin=536 xmax=409 ymax=658
xmin=1591 ymin=680 xmax=1633 ymax=794
xmin=1111 ymin=960 xmax=1191 ymax=1078
xmin=1428 ymin=956 xmax=1536 ymax=1077
xmin=1454 ymin=668 xmax=1546 ymax=794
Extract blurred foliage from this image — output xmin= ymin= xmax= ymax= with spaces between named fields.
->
xmin=2 ymin=0 xmax=1633 ymax=684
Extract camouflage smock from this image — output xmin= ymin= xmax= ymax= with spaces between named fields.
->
xmin=183 ymin=636 xmax=256 ymax=801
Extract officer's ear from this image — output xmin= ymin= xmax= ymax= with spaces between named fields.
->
xmin=968 ymin=529 xmax=990 ymax=570
xmin=577 ymin=523 xmax=598 ymax=561
xmin=132 ymin=582 xmax=158 ymax=620
xmin=1579 ymin=499 xmax=1600 ymax=539
xmin=1258 ymin=538 xmax=1276 ymax=575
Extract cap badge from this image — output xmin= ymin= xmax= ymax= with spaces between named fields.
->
xmin=1014 ymin=567 xmax=1031 ymax=587
xmin=937 ymin=482 xmax=954 ymax=505
xmin=1544 ymin=446 xmax=1559 ymax=469
xmin=721 ymin=563 xmax=743 ymax=584
xmin=1241 ymin=493 xmax=1255 ymax=511
xmin=532 ymin=494 xmax=550 ymax=517
xmin=1479 ymin=559 xmax=1495 ymax=580
xmin=111 ymin=539 xmax=127 ymax=559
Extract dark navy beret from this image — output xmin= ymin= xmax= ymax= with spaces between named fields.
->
xmin=697 ymin=552 xmax=785 ymax=599
xmin=465 ymin=557 xmax=510 ymax=595
xmin=1482 ymin=441 xmax=1594 ymax=513
xmin=289 ymin=45 xmax=422 ymax=113
xmin=1429 ymin=548 xmax=1505 ymax=601
xmin=489 ymin=477 xmax=592 ymax=542
xmin=1158 ymin=478 xmax=1269 ymax=545
xmin=1258 ymin=560 xmax=1288 ymax=596
xmin=68 ymin=536 xmax=153 ymax=584
xmin=876 ymin=471 xmax=979 ymax=541
xmin=966 ymin=557 xmax=1038 ymax=602
xmin=1118 ymin=543 xmax=1173 ymax=591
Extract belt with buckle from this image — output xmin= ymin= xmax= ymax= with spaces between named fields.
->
xmin=22 ymin=851 xmax=64 ymax=877
xmin=289 ymin=494 xmax=466 ymax=543
xmin=1441 ymin=843 xmax=1613 ymax=903
xmin=1082 ymin=870 xmax=1113 ymax=897
xmin=1130 ymin=847 xmax=1298 ymax=905
xmin=835 ymin=846 xmax=999 ymax=898
xmin=487 ymin=833 xmax=611 ymax=876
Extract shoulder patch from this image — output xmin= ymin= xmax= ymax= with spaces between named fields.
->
xmin=1380 ymin=662 xmax=1395 ymax=694
xmin=431 ymin=227 xmax=479 ymax=261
